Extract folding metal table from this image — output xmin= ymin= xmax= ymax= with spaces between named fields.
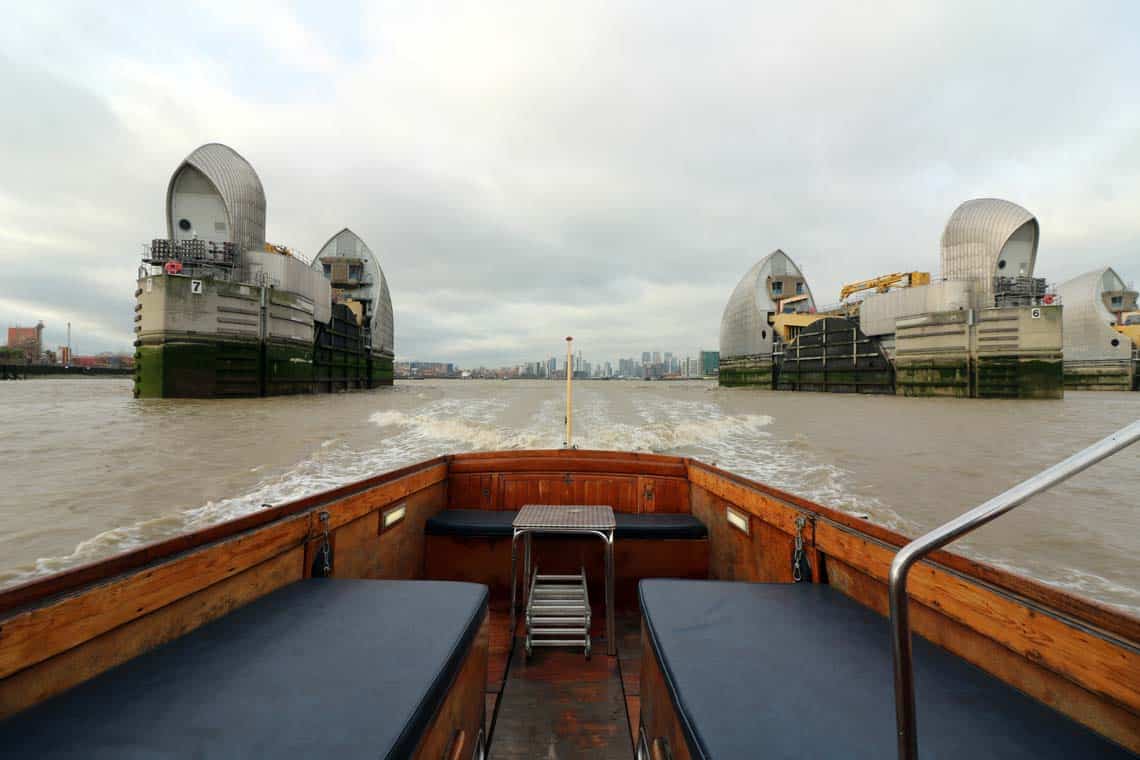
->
xmin=509 ymin=504 xmax=616 ymax=657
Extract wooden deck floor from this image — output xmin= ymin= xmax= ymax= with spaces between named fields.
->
xmin=485 ymin=604 xmax=642 ymax=759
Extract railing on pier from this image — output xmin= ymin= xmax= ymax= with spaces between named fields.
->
xmin=143 ymin=239 xmax=237 ymax=268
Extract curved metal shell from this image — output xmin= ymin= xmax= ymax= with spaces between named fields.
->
xmin=940 ymin=198 xmax=1038 ymax=307
xmin=1056 ymin=268 xmax=1134 ymax=362
xmin=166 ymin=143 xmax=266 ymax=253
xmin=312 ymin=228 xmax=394 ymax=357
xmin=719 ymin=250 xmax=815 ymax=358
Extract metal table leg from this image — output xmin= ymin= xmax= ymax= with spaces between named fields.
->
xmin=524 ymin=532 xmax=532 ymax=613
xmin=605 ymin=529 xmax=615 ymax=656
xmin=509 ymin=530 xmax=519 ymax=637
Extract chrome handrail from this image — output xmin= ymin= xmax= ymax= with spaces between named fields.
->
xmin=889 ymin=418 xmax=1140 ymax=760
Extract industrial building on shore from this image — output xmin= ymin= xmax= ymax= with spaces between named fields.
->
xmin=717 ymin=197 xmax=1138 ymax=398
xmin=134 ymin=143 xmax=394 ymax=398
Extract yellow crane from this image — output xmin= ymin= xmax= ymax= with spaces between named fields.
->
xmin=840 ymin=271 xmax=930 ymax=301
xmin=264 ymin=242 xmax=296 ymax=257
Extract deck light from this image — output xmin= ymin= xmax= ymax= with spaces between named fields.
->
xmin=382 ymin=503 xmax=407 ymax=530
xmin=726 ymin=506 xmax=750 ymax=535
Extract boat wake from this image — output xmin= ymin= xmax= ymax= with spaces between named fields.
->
xmin=6 ymin=389 xmax=1139 ymax=615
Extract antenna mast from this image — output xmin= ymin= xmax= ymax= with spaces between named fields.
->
xmin=564 ymin=336 xmax=573 ymax=447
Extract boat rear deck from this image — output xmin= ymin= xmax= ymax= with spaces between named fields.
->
xmin=485 ymin=603 xmax=640 ymax=758
xmin=4 ymin=449 xmax=1139 ymax=757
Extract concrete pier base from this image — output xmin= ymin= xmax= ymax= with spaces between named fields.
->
xmin=718 ymin=354 xmax=773 ymax=388
xmin=1063 ymin=361 xmax=1135 ymax=392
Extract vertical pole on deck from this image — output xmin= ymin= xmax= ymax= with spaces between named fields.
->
xmin=564 ymin=336 xmax=574 ymax=447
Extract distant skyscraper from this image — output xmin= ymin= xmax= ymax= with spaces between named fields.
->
xmin=641 ymin=351 xmax=651 ymax=365
xmin=700 ymin=350 xmax=720 ymax=376
xmin=652 ymin=351 xmax=661 ymax=364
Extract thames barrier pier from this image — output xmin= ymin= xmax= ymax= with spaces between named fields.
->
xmin=1056 ymin=268 xmax=1138 ymax=391
xmin=718 ymin=198 xmax=1083 ymax=398
xmin=134 ymin=144 xmax=394 ymax=398
xmin=718 ymin=250 xmax=815 ymax=388
xmin=885 ymin=199 xmax=1062 ymax=398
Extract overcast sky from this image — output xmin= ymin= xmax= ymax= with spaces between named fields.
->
xmin=2 ymin=2 xmax=1138 ymax=365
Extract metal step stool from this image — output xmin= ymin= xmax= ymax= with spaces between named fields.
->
xmin=524 ymin=566 xmax=591 ymax=658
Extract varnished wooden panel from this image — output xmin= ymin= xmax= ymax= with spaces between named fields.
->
xmin=413 ymin=612 xmax=488 ymax=760
xmin=689 ymin=466 xmax=809 ymax=536
xmin=449 ymin=474 xmax=496 ymax=509
xmin=638 ymin=477 xmax=689 ymax=513
xmin=638 ymin=622 xmax=694 ymax=760
xmin=449 ymin=449 xmax=687 ymax=479
xmin=690 ymin=483 xmax=813 ymax=584
xmin=499 ymin=474 xmax=639 ymax=512
xmin=302 ymin=479 xmax=446 ymax=582
xmin=321 ymin=463 xmax=448 ymax=532
xmin=329 ymin=512 xmax=383 ymax=579
xmin=374 ymin=481 xmax=447 ymax=580
xmin=0 ymin=548 xmax=304 ymax=718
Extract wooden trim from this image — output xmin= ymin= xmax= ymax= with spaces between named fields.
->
xmin=815 ymin=521 xmax=1140 ymax=713
xmin=304 ymin=463 xmax=446 ymax=535
xmin=412 ymin=611 xmax=488 ymax=759
xmin=448 ymin=449 xmax=687 ymax=478
xmin=0 ymin=458 xmax=447 ymax=615
xmin=448 ymin=448 xmax=684 ymax=464
xmin=686 ymin=458 xmax=1140 ymax=641
xmin=639 ymin=620 xmax=694 ymax=760
xmin=690 ymin=466 xmax=806 ymax=537
xmin=0 ymin=514 xmax=309 ymax=679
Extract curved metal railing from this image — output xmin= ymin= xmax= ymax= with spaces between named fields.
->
xmin=888 ymin=418 xmax=1140 ymax=759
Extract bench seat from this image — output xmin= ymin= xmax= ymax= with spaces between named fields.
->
xmin=426 ymin=508 xmax=708 ymax=539
xmin=639 ymin=579 xmax=1132 ymax=759
xmin=2 ymin=579 xmax=488 ymax=759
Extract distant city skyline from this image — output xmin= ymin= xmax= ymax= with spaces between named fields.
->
xmin=396 ymin=348 xmax=719 ymax=379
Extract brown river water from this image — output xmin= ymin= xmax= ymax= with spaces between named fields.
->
xmin=1 ymin=378 xmax=1137 ymax=612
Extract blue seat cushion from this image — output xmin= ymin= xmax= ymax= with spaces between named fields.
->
xmin=616 ymin=513 xmax=708 ymax=539
xmin=2 ymin=579 xmax=488 ymax=760
xmin=639 ymin=579 xmax=1133 ymax=760
xmin=425 ymin=508 xmax=707 ymax=540
xmin=426 ymin=508 xmax=515 ymax=537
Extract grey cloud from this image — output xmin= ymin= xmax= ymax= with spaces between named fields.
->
xmin=2 ymin=2 xmax=1138 ymax=365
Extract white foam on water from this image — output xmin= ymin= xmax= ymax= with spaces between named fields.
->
xmin=981 ymin=557 xmax=1140 ymax=616
xmin=5 ymin=392 xmax=893 ymax=585
xmin=368 ymin=409 xmax=412 ymax=428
